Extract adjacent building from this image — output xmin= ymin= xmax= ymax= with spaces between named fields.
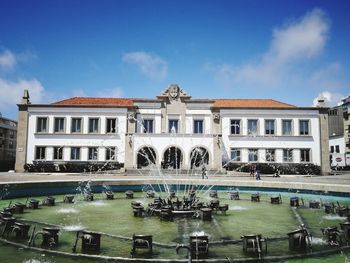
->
xmin=328 ymin=95 xmax=350 ymax=166
xmin=15 ymin=85 xmax=330 ymax=174
xmin=0 ymin=114 xmax=17 ymax=171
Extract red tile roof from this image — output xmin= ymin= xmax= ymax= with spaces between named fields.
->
xmin=213 ymin=99 xmax=296 ymax=108
xmin=52 ymin=97 xmax=134 ymax=107
xmin=52 ymin=97 xmax=295 ymax=108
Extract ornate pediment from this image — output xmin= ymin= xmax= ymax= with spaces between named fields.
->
xmin=158 ymin=84 xmax=191 ymax=101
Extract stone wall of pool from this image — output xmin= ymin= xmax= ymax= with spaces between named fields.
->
xmin=1 ymin=178 xmax=350 ymax=199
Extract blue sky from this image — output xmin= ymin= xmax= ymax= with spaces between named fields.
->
xmin=0 ymin=0 xmax=349 ymax=119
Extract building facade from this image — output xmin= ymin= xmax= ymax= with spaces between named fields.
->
xmin=328 ymin=95 xmax=350 ymax=166
xmin=0 ymin=114 xmax=17 ymax=171
xmin=15 ymin=85 xmax=330 ymax=174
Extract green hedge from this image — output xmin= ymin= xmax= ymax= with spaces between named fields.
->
xmin=24 ymin=161 xmax=123 ymax=173
xmin=0 ymin=160 xmax=15 ymax=172
xmin=224 ymin=162 xmax=321 ymax=175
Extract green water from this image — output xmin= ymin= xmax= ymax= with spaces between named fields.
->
xmin=0 ymin=191 xmax=349 ymax=262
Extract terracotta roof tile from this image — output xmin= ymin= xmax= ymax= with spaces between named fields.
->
xmin=52 ymin=97 xmax=134 ymax=107
xmin=213 ymin=99 xmax=296 ymax=108
xmin=52 ymin=97 xmax=295 ymax=108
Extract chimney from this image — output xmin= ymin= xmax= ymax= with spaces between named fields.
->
xmin=316 ymin=93 xmax=326 ymax=107
xmin=21 ymin=89 xmax=30 ymax=104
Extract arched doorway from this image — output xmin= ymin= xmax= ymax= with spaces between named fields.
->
xmin=190 ymin=147 xmax=209 ymax=169
xmin=137 ymin=147 xmax=156 ymax=169
xmin=163 ymin=146 xmax=182 ymax=169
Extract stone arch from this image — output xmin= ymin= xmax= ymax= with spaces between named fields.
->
xmin=162 ymin=146 xmax=183 ymax=169
xmin=189 ymin=146 xmax=210 ymax=169
xmin=136 ymin=146 xmax=157 ymax=169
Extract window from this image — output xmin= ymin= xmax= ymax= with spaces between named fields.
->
xmin=169 ymin=119 xmax=179 ymax=133
xmin=299 ymin=120 xmax=310 ymax=135
xmin=9 ymin=131 xmax=14 ymax=139
xmin=330 ymin=146 xmax=334 ymax=153
xmin=89 ymin=118 xmax=99 ymax=133
xmin=54 ymin=117 xmax=65 ymax=133
xmin=247 ymin=120 xmax=258 ymax=135
xmin=106 ymin=147 xmax=116 ymax=161
xmin=266 ymin=149 xmax=275 ymax=162
xmin=9 ymin=141 xmax=14 ymax=149
xmin=71 ymin=118 xmax=82 ymax=133
xmin=248 ymin=149 xmax=258 ymax=162
xmin=300 ymin=149 xmax=310 ymax=162
xmin=35 ymin=146 xmax=46 ymax=160
xmin=230 ymin=148 xmax=241 ymax=162
xmin=283 ymin=149 xmax=293 ymax=162
xmin=230 ymin=120 xmax=240 ymax=135
xmin=37 ymin=117 xmax=48 ymax=133
xmin=88 ymin=147 xmax=98 ymax=160
xmin=143 ymin=119 xmax=154 ymax=133
xmin=282 ymin=120 xmax=292 ymax=136
xmin=53 ymin=147 xmax=63 ymax=160
xmin=335 ymin=145 xmax=340 ymax=153
xmin=329 ymin=109 xmax=338 ymax=116
xmin=193 ymin=120 xmax=203 ymax=134
xmin=71 ymin=147 xmax=81 ymax=160
xmin=106 ymin=118 xmax=117 ymax=133
xmin=265 ymin=120 xmax=275 ymax=135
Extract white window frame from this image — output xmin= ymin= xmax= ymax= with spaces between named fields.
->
xmin=193 ymin=119 xmax=204 ymax=134
xmin=299 ymin=120 xmax=310 ymax=136
xmin=88 ymin=147 xmax=98 ymax=160
xmin=71 ymin=117 xmax=83 ymax=133
xmin=70 ymin=147 xmax=81 ymax=160
xmin=142 ymin=119 xmax=154 ymax=134
xmin=283 ymin=149 xmax=293 ymax=162
xmin=36 ymin=117 xmax=48 ymax=133
xmin=88 ymin=118 xmax=100 ymax=133
xmin=300 ymin=148 xmax=311 ymax=163
xmin=248 ymin=148 xmax=258 ymax=162
xmin=35 ymin=146 xmax=46 ymax=160
xmin=230 ymin=119 xmax=241 ymax=135
xmin=282 ymin=119 xmax=293 ymax=136
xmin=106 ymin=118 xmax=117 ymax=134
xmin=53 ymin=146 xmax=64 ymax=160
xmin=230 ymin=148 xmax=241 ymax=162
xmin=265 ymin=149 xmax=275 ymax=162
xmin=54 ymin=117 xmax=65 ymax=133
xmin=247 ymin=119 xmax=258 ymax=136
xmin=106 ymin=147 xmax=117 ymax=161
xmin=265 ymin=119 xmax=275 ymax=135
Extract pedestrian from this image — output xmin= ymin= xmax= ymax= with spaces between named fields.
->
xmin=249 ymin=165 xmax=256 ymax=177
xmin=255 ymin=164 xmax=261 ymax=180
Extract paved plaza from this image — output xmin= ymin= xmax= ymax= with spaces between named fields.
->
xmin=0 ymin=171 xmax=349 ymax=194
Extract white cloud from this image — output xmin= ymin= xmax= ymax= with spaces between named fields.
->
xmin=0 ymin=78 xmax=45 ymax=112
xmin=96 ymin=87 xmax=123 ymax=97
xmin=269 ymin=8 xmax=329 ymax=63
xmin=0 ymin=50 xmax=16 ymax=70
xmin=312 ymin=91 xmax=344 ymax=107
xmin=210 ymin=8 xmax=330 ymax=89
xmin=123 ymin=51 xmax=168 ymax=80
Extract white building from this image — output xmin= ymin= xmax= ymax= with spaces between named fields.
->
xmin=15 ymin=85 xmax=330 ymax=174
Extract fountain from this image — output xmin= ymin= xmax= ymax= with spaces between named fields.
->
xmin=1 ymin=129 xmax=350 ymax=263
xmin=131 ymin=234 xmax=153 ymax=255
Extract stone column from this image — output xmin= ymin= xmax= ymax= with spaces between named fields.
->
xmin=212 ymin=110 xmax=222 ymax=170
xmin=124 ymin=111 xmax=136 ymax=170
xmin=319 ymin=108 xmax=331 ymax=175
xmin=15 ymin=90 xmax=30 ymax=172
